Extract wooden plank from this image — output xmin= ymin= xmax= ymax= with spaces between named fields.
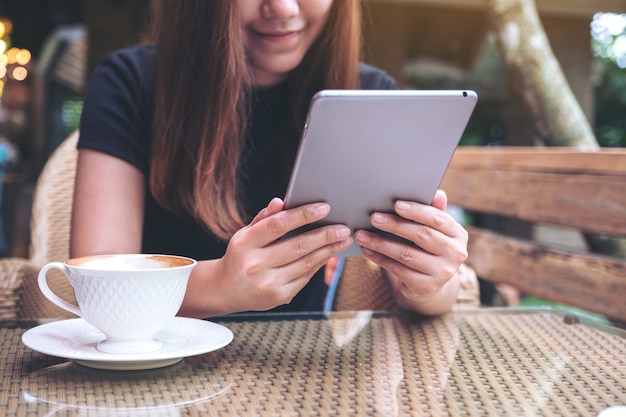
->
xmin=441 ymin=147 xmax=626 ymax=237
xmin=465 ymin=226 xmax=626 ymax=322
xmin=447 ymin=147 xmax=626 ymax=174
xmin=442 ymin=168 xmax=626 ymax=237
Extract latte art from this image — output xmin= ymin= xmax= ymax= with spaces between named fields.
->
xmin=67 ymin=255 xmax=193 ymax=270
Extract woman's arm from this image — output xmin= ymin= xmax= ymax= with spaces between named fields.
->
xmin=71 ymin=149 xmax=145 ymax=256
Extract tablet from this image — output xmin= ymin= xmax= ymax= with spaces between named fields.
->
xmin=283 ymin=89 xmax=477 ymax=257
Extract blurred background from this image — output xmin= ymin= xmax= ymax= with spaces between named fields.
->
xmin=0 ymin=0 xmax=624 ymax=273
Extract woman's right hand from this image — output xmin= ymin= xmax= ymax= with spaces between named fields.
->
xmin=181 ymin=198 xmax=352 ymax=316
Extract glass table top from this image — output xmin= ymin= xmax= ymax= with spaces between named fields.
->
xmin=1 ymin=307 xmax=625 ymax=416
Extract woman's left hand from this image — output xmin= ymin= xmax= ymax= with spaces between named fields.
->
xmin=354 ymin=190 xmax=468 ymax=315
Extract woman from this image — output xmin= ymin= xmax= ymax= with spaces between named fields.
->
xmin=71 ymin=0 xmax=468 ymax=317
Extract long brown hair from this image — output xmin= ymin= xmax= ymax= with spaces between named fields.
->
xmin=151 ymin=0 xmax=362 ymax=240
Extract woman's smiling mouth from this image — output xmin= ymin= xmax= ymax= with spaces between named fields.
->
xmin=251 ymin=28 xmax=302 ymax=42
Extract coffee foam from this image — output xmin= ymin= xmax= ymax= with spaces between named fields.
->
xmin=68 ymin=255 xmax=192 ymax=270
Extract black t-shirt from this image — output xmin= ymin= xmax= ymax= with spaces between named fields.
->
xmin=78 ymin=43 xmax=397 ymax=312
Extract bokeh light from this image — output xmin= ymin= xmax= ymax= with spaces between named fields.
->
xmin=0 ymin=18 xmax=12 ymax=39
xmin=15 ymin=49 xmax=30 ymax=66
xmin=6 ymin=47 xmax=18 ymax=64
xmin=11 ymin=66 xmax=27 ymax=81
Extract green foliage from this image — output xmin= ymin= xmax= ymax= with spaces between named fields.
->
xmin=61 ymin=98 xmax=83 ymax=135
xmin=592 ymin=13 xmax=626 ymax=148
xmin=594 ymin=61 xmax=626 ymax=147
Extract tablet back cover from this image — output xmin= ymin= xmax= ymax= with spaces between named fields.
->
xmin=284 ymin=90 xmax=477 ymax=256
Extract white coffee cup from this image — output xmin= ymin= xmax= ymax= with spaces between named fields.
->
xmin=38 ymin=254 xmax=197 ymax=354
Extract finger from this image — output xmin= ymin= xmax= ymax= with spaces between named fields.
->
xmin=360 ymin=237 xmax=460 ymax=297
xmin=368 ymin=209 xmax=468 ymax=262
xmin=367 ymin=211 xmax=451 ymax=256
xmin=249 ymin=197 xmax=284 ymax=226
xmin=267 ymin=225 xmax=352 ymax=266
xmin=356 ymin=230 xmax=440 ymax=275
xmin=393 ymin=200 xmax=465 ymax=238
xmin=361 ymin=245 xmax=452 ymax=301
xmin=248 ymin=202 xmax=333 ymax=248
xmin=431 ymin=189 xmax=447 ymax=211
xmin=253 ymin=240 xmax=345 ymax=302
xmin=277 ymin=238 xmax=353 ymax=284
xmin=263 ymin=256 xmax=333 ymax=308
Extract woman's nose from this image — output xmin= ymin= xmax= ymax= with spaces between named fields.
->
xmin=261 ymin=0 xmax=299 ymax=20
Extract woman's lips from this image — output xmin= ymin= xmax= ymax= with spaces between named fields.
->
xmin=252 ymin=29 xmax=301 ymax=41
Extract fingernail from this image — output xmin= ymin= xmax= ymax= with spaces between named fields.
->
xmin=336 ymin=227 xmax=351 ymax=238
xmin=372 ymin=213 xmax=388 ymax=224
xmin=355 ymin=231 xmax=371 ymax=243
xmin=340 ymin=238 xmax=354 ymax=249
xmin=396 ymin=201 xmax=410 ymax=211
xmin=313 ymin=203 xmax=331 ymax=216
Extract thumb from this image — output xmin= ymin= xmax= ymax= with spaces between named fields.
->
xmin=249 ymin=197 xmax=284 ymax=226
xmin=431 ymin=190 xmax=448 ymax=211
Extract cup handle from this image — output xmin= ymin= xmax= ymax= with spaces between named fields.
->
xmin=38 ymin=262 xmax=83 ymax=317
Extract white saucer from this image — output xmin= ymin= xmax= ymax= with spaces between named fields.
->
xmin=22 ymin=317 xmax=234 ymax=370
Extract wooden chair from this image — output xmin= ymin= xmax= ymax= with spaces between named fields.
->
xmin=440 ymin=146 xmax=626 ymax=323
xmin=0 ymin=130 xmax=79 ymax=319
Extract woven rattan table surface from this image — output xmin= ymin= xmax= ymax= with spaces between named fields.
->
xmin=1 ymin=308 xmax=625 ymax=416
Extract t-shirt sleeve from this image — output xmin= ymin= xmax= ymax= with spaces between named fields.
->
xmin=78 ymin=45 xmax=155 ymax=174
xmin=359 ymin=63 xmax=398 ymax=90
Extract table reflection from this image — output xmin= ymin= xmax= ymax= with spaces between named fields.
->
xmin=22 ymin=357 xmax=232 ymax=416
xmin=327 ymin=310 xmax=461 ymax=415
